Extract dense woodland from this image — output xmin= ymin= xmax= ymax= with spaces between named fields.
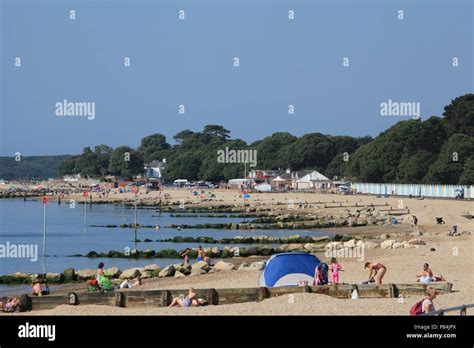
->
xmin=1 ymin=94 xmax=473 ymax=184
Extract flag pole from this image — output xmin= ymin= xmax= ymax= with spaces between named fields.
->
xmin=42 ymin=196 xmax=47 ymax=274
xmin=83 ymin=193 xmax=87 ymax=234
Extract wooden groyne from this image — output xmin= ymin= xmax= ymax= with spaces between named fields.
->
xmin=18 ymin=282 xmax=453 ymax=312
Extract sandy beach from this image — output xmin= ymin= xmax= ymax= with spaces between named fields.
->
xmin=2 ymin=186 xmax=473 ymax=315
xmin=11 ymin=233 xmax=473 ymax=316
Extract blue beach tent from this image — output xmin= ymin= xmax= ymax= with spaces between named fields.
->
xmin=259 ymin=252 xmax=320 ymax=287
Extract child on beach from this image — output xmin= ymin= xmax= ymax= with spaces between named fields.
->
xmin=330 ymin=257 xmax=342 ymax=284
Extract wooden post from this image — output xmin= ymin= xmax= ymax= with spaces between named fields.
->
xmin=19 ymin=294 xmax=32 ymax=312
xmin=258 ymin=287 xmax=269 ymax=301
xmin=207 ymin=288 xmax=219 ymax=305
xmin=115 ymin=292 xmax=126 ymax=307
xmin=160 ymin=290 xmax=171 ymax=307
xmin=68 ymin=292 xmax=79 ymax=305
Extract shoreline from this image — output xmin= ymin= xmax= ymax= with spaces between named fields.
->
xmin=1 ymin=188 xmax=473 ymax=315
xmin=4 ymin=233 xmax=472 ymax=316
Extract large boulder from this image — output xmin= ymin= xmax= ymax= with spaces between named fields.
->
xmin=381 ymin=240 xmax=396 ymax=249
xmin=174 ymin=263 xmax=192 ymax=275
xmin=119 ymin=268 xmax=142 ymax=280
xmin=143 ymin=264 xmax=161 ymax=272
xmin=76 ymin=269 xmax=96 ymax=280
xmin=304 ymin=243 xmax=316 ymax=250
xmin=106 ymin=267 xmax=122 ymax=278
xmin=282 ymin=244 xmax=304 ymax=252
xmin=213 ymin=261 xmax=236 ymax=271
xmin=364 ymin=241 xmax=379 ymax=249
xmin=158 ymin=265 xmax=175 ymax=278
xmin=191 ymin=261 xmax=210 ymax=272
xmin=407 ymin=238 xmax=426 ymax=245
xmin=190 ymin=268 xmax=207 ymax=276
xmin=174 ymin=271 xmax=186 ymax=278
xmin=12 ymin=272 xmax=30 ymax=279
xmin=392 ymin=242 xmax=405 ymax=249
xmin=63 ymin=268 xmax=76 ymax=282
xmin=246 ymin=261 xmax=265 ymax=271
xmin=139 ymin=270 xmax=152 ymax=279
xmin=45 ymin=272 xmax=63 ymax=283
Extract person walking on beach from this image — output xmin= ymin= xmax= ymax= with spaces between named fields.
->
xmin=181 ymin=248 xmax=190 ymax=264
xmin=411 ymin=215 xmax=418 ymax=228
xmin=364 ymin=261 xmax=387 ymax=284
xmin=197 ymin=246 xmax=205 ymax=262
xmin=330 ymin=257 xmax=342 ymax=284
xmin=421 ymin=288 xmax=437 ymax=314
xmin=410 ymin=288 xmax=437 ymax=315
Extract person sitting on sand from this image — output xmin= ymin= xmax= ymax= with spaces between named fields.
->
xmin=314 ymin=262 xmax=329 ymax=285
xmin=448 ymin=225 xmax=457 ymax=236
xmin=0 ymin=297 xmax=20 ymax=312
xmin=365 ymin=261 xmax=387 ymax=284
xmin=168 ymin=288 xmax=197 ymax=308
xmin=330 ymin=257 xmax=342 ymax=285
xmin=96 ymin=262 xmax=105 ymax=283
xmin=32 ymin=278 xmax=49 ymax=296
xmin=119 ymin=276 xmax=142 ymax=289
xmin=416 ymin=263 xmax=445 ymax=283
xmin=197 ymin=246 xmax=205 ymax=262
xmin=96 ymin=262 xmax=113 ymax=289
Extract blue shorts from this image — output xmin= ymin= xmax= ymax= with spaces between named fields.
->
xmin=182 ymin=297 xmax=192 ymax=307
xmin=197 ymin=256 xmax=203 ymax=261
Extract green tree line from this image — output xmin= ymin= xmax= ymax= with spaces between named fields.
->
xmin=2 ymin=94 xmax=472 ymax=184
xmin=52 ymin=94 xmax=474 ymax=185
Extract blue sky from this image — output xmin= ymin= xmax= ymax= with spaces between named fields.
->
xmin=1 ymin=0 xmax=472 ymax=156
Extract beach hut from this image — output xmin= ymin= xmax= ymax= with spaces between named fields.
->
xmin=259 ymin=252 xmax=320 ymax=287
xmin=254 ymin=183 xmax=272 ymax=192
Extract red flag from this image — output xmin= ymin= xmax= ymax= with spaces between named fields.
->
xmin=42 ymin=196 xmax=49 ymax=204
xmin=83 ymin=191 xmax=89 ymax=197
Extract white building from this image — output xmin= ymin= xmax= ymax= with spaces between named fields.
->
xmin=144 ymin=160 xmax=165 ymax=179
xmin=292 ymin=170 xmax=331 ymax=190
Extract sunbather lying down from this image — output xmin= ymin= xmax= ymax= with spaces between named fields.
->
xmin=0 ymin=297 xmax=20 ymax=313
xmin=168 ymin=288 xmax=209 ymax=308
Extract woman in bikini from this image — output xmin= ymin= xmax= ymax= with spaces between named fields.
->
xmin=416 ymin=263 xmax=445 ymax=283
xmin=365 ymin=261 xmax=387 ymax=284
xmin=168 ymin=288 xmax=197 ymax=307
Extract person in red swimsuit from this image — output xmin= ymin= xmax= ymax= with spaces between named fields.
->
xmin=364 ymin=261 xmax=387 ymax=284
